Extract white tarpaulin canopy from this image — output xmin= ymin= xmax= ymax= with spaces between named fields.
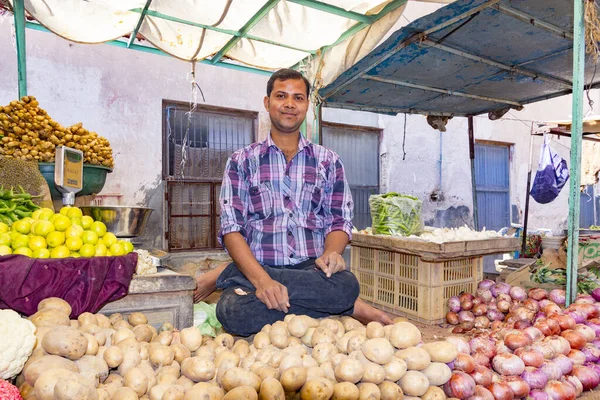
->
xmin=8 ymin=0 xmax=406 ymax=87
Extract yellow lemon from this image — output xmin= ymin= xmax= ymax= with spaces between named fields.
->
xmin=53 ymin=215 xmax=71 ymax=232
xmin=65 ymin=237 xmax=83 ymax=251
xmin=0 ymin=233 xmax=11 ymax=247
xmin=109 ymin=243 xmax=125 ymax=256
xmin=11 ymin=234 xmax=29 ymax=250
xmin=0 ymin=222 xmax=9 ymax=233
xmin=59 ymin=206 xmax=71 ymax=216
xmin=65 ymin=225 xmax=84 ymax=238
xmin=28 ymin=236 xmax=47 ymax=250
xmin=33 ymin=248 xmax=50 ymax=258
xmin=31 ymin=209 xmax=43 ymax=220
xmin=90 ymin=221 xmax=107 ymax=238
xmin=38 ymin=208 xmax=55 ymax=221
xmin=81 ymin=216 xmax=94 ymax=229
xmin=106 ymin=251 xmax=113 ymax=257
xmin=50 ymin=245 xmax=70 ymax=258
xmin=82 ymin=231 xmax=99 ymax=245
xmin=66 ymin=207 xmax=83 ymax=219
xmin=49 ymin=214 xmax=60 ymax=223
xmin=33 ymin=220 xmax=55 ymax=237
xmin=70 ymin=217 xmax=83 ymax=227
xmin=70 ymin=252 xmax=81 ymax=258
xmin=14 ymin=247 xmax=33 ymax=257
xmin=102 ymin=232 xmax=118 ymax=248
xmin=0 ymin=245 xmax=12 ymax=255
xmin=95 ymin=243 xmax=107 ymax=256
xmin=46 ymin=231 xmax=66 ymax=248
xmin=79 ymin=244 xmax=96 ymax=257
xmin=122 ymin=241 xmax=134 ymax=254
xmin=12 ymin=219 xmax=31 ymax=235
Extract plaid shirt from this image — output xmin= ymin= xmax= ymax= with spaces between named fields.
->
xmin=219 ymin=134 xmax=354 ymax=266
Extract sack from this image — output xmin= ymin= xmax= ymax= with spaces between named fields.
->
xmin=530 ymin=136 xmax=570 ymax=204
xmin=369 ymin=193 xmax=423 ymax=236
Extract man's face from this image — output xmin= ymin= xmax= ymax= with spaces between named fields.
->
xmin=264 ymin=78 xmax=309 ymax=135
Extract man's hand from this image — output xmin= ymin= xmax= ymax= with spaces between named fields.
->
xmin=316 ymin=251 xmax=346 ymax=278
xmin=255 ymin=276 xmax=290 ymax=313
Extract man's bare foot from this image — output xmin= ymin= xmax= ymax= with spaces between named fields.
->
xmin=352 ymin=298 xmax=393 ymax=325
xmin=194 ymin=262 xmax=228 ymax=303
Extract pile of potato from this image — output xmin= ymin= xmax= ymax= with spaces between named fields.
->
xmin=0 ymin=96 xmax=114 ymax=168
xmin=18 ymin=298 xmax=459 ymax=400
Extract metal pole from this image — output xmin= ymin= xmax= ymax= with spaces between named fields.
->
xmin=521 ymin=126 xmax=535 ymax=255
xmin=316 ymin=103 xmax=323 ymax=145
xmin=13 ymin=0 xmax=27 ymax=97
xmin=468 ymin=116 xmax=479 ymax=229
xmin=566 ymin=0 xmax=585 ymax=305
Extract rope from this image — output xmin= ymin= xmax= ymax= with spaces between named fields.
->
xmin=585 ymin=0 xmax=600 ymax=62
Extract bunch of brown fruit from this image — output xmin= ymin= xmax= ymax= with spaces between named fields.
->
xmin=0 ymin=96 xmax=114 ymax=169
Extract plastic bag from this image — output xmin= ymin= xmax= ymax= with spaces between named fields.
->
xmin=193 ymin=302 xmax=222 ymax=337
xmin=369 ymin=193 xmax=423 ymax=236
xmin=530 ymin=136 xmax=570 ymax=204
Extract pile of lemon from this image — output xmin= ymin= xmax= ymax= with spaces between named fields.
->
xmin=0 ymin=206 xmax=134 ymax=258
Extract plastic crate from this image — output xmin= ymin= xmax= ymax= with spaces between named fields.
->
xmin=351 ymin=244 xmax=483 ymax=324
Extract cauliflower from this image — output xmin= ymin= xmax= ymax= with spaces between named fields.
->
xmin=0 ymin=310 xmax=36 ymax=379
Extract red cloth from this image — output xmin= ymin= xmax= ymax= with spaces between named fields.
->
xmin=0 ymin=253 xmax=137 ymax=317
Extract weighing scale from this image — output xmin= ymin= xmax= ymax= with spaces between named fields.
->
xmin=54 ymin=145 xmax=84 ymax=206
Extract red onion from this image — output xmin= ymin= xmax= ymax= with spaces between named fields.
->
xmin=529 ymin=288 xmax=548 ymax=301
xmin=444 ymin=371 xmax=476 ymax=399
xmin=454 ymin=326 xmax=466 ymax=334
xmin=521 ymin=367 xmax=548 ymax=390
xmin=571 ymin=303 xmax=599 ymax=319
xmin=530 ymin=342 xmax=556 ymax=360
xmin=477 ymin=289 xmax=493 ymax=303
xmin=462 ymin=299 xmax=474 ymax=311
xmin=491 ymin=283 xmax=511 ymax=298
xmin=472 ymin=352 xmax=491 ymax=368
xmin=523 ymin=299 xmax=540 ymax=313
xmin=553 ymin=354 xmax=574 ymax=375
xmin=542 ymin=336 xmax=570 ymax=356
xmin=529 ymin=389 xmax=549 ymax=400
xmin=455 ymin=353 xmax=476 ymax=373
xmin=470 ymin=365 xmax=493 ymax=386
xmin=447 ymin=311 xmax=460 ymax=325
xmin=571 ymin=365 xmax=600 ymax=391
xmin=538 ymin=299 xmax=552 ymax=310
xmin=492 ymin=354 xmax=525 ymax=376
xmin=561 ymin=376 xmax=583 ymax=397
xmin=543 ymin=303 xmax=562 ymax=316
xmin=591 ymin=287 xmax=600 ymax=302
xmin=535 ymin=312 xmax=547 ymax=321
xmin=540 ymin=362 xmax=562 ymax=381
xmin=468 ymin=385 xmax=495 ymax=400
xmin=473 ymin=304 xmax=488 ymax=317
xmin=509 ymin=286 xmax=527 ymax=302
xmin=461 ymin=292 xmax=475 ymax=303
xmin=584 ymin=362 xmax=600 ymax=378
xmin=513 ymin=307 xmax=535 ymax=322
xmin=479 ymin=279 xmax=495 ymax=290
xmin=497 ymin=300 xmax=511 ymax=314
xmin=496 ymin=340 xmax=513 ymax=355
xmin=549 ymin=314 xmax=576 ymax=331
xmin=448 ymin=296 xmax=462 ymax=313
xmin=504 ymin=376 xmax=530 ymax=398
xmin=575 ymin=294 xmax=595 ymax=304
xmin=475 ymin=316 xmax=491 ymax=329
xmin=514 ymin=320 xmax=531 ymax=330
xmin=565 ymin=310 xmax=586 ymax=324
xmin=504 ymin=332 xmax=532 ymax=351
xmin=535 ymin=318 xmax=560 ymax=336
xmin=497 ymin=293 xmax=512 ymax=303
xmin=581 ymin=344 xmax=600 ymax=362
xmin=491 ymin=320 xmax=504 ymax=331
xmin=561 ymin=330 xmax=587 ymax=350
xmin=473 ymin=297 xmax=484 ymax=306
xmin=487 ymin=309 xmax=505 ymax=322
xmin=487 ymin=382 xmax=513 ymax=400
xmin=470 ymin=336 xmax=497 ymax=359
xmin=447 ymin=336 xmax=471 ymax=354
xmin=523 ymin=327 xmax=544 ymax=342
xmin=514 ymin=348 xmax=544 ymax=368
xmin=567 ymin=349 xmax=586 ymax=366
xmin=459 ymin=311 xmax=476 ymax=323
xmin=574 ymin=324 xmax=595 ymax=342
xmin=585 ymin=318 xmax=600 ymax=336
xmin=548 ymin=289 xmax=566 ymax=306
xmin=544 ymin=381 xmax=576 ymax=400
xmin=462 ymin=321 xmax=475 ymax=331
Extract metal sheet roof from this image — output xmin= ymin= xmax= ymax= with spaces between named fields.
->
xmin=320 ymin=0 xmax=600 ymax=117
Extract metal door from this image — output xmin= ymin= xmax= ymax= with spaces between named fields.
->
xmin=475 ymin=143 xmax=510 ymax=231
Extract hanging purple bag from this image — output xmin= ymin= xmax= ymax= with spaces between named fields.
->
xmin=530 ymin=135 xmax=569 ymax=204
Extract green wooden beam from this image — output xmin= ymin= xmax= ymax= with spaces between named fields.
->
xmin=128 ymin=0 xmax=153 ymax=48
xmin=211 ymin=0 xmax=281 ymax=64
xmin=25 ymin=22 xmax=273 ymax=77
xmin=129 ymin=7 xmax=315 ymax=54
xmin=287 ymin=0 xmax=371 ymax=23
xmin=292 ymin=0 xmax=408 ymax=70
xmin=13 ymin=0 xmax=27 ymax=97
xmin=566 ymin=0 xmax=585 ymax=305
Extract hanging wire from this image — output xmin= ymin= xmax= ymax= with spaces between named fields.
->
xmin=402 ymin=114 xmax=407 ymax=160
xmin=178 ymin=62 xmax=206 ymax=180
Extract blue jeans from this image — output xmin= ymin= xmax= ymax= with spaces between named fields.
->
xmin=215 ymin=258 xmax=360 ymax=336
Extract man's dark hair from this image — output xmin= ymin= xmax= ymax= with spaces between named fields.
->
xmin=266 ymin=69 xmax=311 ymax=98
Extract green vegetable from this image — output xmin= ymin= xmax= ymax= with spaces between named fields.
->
xmin=369 ymin=192 xmax=423 ymax=236
xmin=0 ymin=186 xmax=42 ymax=226
xmin=531 ymin=265 xmax=600 ymax=294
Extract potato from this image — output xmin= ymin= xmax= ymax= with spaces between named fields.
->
xmin=171 ymin=343 xmax=192 ymax=364
xmin=300 ymin=378 xmax=334 ymax=400
xmin=118 ymin=348 xmax=142 ymax=376
xmin=320 ymin=361 xmax=337 ymax=384
xmin=178 ymin=327 xmax=202 ymax=351
xmin=270 ymin=322 xmax=290 ymax=349
xmin=335 ymin=358 xmax=364 ymax=384
xmin=305 ymin=366 xmax=326 ymax=381
xmin=421 ymin=362 xmax=452 ymax=386
xmin=149 ymin=343 xmax=175 ymax=368
xmin=109 ymin=313 xmax=123 ymax=325
xmin=95 ymin=313 xmax=112 ymax=329
xmin=97 ymin=387 xmax=111 ymax=400
xmin=333 ymin=382 xmax=360 ymax=400
xmin=148 ymin=384 xmax=170 ymax=400
xmin=383 ymin=358 xmax=407 ymax=382
xmin=124 ymin=367 xmax=148 ymax=397
xmin=357 ymin=382 xmax=381 ymax=400
xmin=259 ymin=377 xmax=285 ymax=400
xmin=195 ymin=345 xmax=216 ymax=360
xmin=301 ymin=327 xmax=316 ymax=347
xmin=279 ymin=354 xmax=303 ymax=375
xmin=422 ymin=386 xmax=446 ymax=400
xmin=82 ymin=333 xmax=99 ymax=356
xmin=288 ymin=316 xmax=310 ymax=338
xmin=361 ymin=362 xmax=386 ymax=384
xmin=388 ymin=323 xmax=421 ymax=349
xmin=221 ymin=367 xmax=261 ymax=392
xmin=133 ymin=324 xmax=154 ymax=343
xmin=341 ymin=317 xmax=363 ymax=332
xmin=29 ymin=308 xmax=70 ymax=327
xmin=128 ymin=312 xmax=148 ymax=326
xmin=215 ymin=333 xmax=234 ymax=349
xmin=104 ymin=373 xmax=124 ymax=386
xmin=378 ymin=381 xmax=403 ymax=400
xmin=421 ymin=341 xmax=459 ymax=364
xmin=70 ymin=320 xmax=80 ymax=329
xmin=37 ymin=297 xmax=72 ymax=316
xmin=232 ymin=340 xmax=251 ymax=359
xmin=254 ymin=332 xmax=271 ymax=349
xmin=163 ymin=385 xmax=186 ymax=400
xmin=183 ymin=382 xmax=224 ymax=400
xmin=215 ymin=350 xmax=240 ymax=371
xmin=311 ymin=327 xmax=337 ymax=347
xmin=117 ymin=338 xmax=141 ymax=354
xmin=181 ymin=357 xmax=215 ymax=382
xmin=176 ymin=376 xmax=194 ymax=390
xmin=113 ymin=320 xmax=132 ymax=331
xmin=347 ymin=335 xmax=367 ymax=354
xmin=53 ymin=375 xmax=98 ymax=400
xmin=112 ymin=387 xmax=139 ymax=400
xmin=78 ymin=312 xmax=98 ymax=326
xmin=103 ymin=346 xmax=124 ymax=368
xmin=312 ymin=342 xmax=338 ymax=364
xmin=138 ymin=360 xmax=157 ymax=392
xmin=256 ymin=365 xmax=280 ymax=381
xmin=156 ymin=365 xmax=180 ymax=386
xmin=302 ymin=355 xmax=319 ymax=368
xmin=395 ymin=347 xmax=431 ymax=371
xmin=361 ymin=338 xmax=395 ymax=365
xmin=76 ymin=355 xmax=109 ymax=385
xmin=280 ymin=366 xmax=307 ymax=392
xmin=113 ymin=329 xmax=136 ymax=346
xmin=365 ymin=322 xmax=385 ymax=339
xmin=399 ymin=370 xmax=429 ymax=397
xmin=223 ymin=385 xmax=258 ymax=400
xmin=24 ymin=355 xmax=78 ymax=386
xmin=34 ymin=368 xmax=73 ymax=400
xmin=160 ymin=322 xmax=174 ymax=332
xmin=331 ymin=354 xmax=348 ymax=369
